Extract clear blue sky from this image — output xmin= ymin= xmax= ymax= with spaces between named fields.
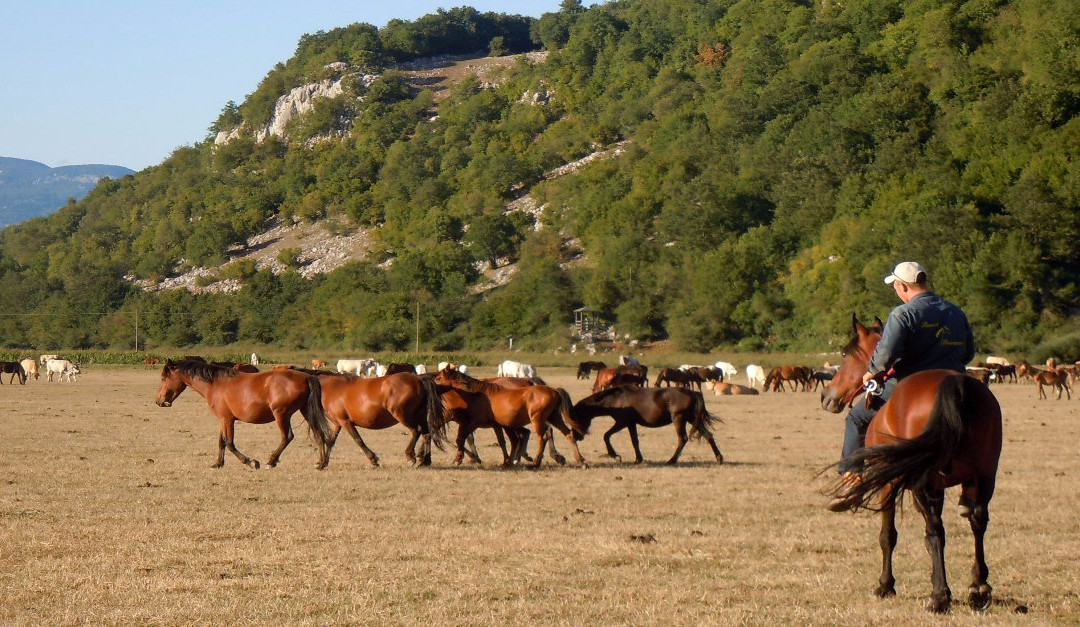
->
xmin=0 ymin=1 xmax=567 ymax=171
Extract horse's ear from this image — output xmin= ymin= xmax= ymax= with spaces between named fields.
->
xmin=851 ymin=313 xmax=865 ymax=334
xmin=873 ymin=316 xmax=884 ymax=331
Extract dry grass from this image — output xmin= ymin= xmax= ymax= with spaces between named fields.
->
xmin=1 ymin=367 xmax=1077 ymax=624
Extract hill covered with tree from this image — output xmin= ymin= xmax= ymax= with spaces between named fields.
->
xmin=0 ymin=0 xmax=1077 ymax=358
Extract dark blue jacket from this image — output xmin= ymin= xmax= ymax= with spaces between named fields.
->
xmin=868 ymin=292 xmax=975 ymax=379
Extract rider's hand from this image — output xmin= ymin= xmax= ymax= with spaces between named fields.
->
xmin=862 ymin=371 xmax=875 ymax=385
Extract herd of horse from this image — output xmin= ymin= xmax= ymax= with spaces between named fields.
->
xmin=144 ymin=323 xmax=1072 ymax=614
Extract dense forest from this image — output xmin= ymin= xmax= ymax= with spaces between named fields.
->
xmin=0 ymin=0 xmax=1077 ymax=359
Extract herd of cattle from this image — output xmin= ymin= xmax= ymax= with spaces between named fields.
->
xmin=0 ymin=354 xmax=81 ymax=384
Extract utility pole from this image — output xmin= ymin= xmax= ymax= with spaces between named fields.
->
xmin=134 ymin=307 xmax=139 ymax=352
xmin=415 ymin=301 xmax=420 ymax=354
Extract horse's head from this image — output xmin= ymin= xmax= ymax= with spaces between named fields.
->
xmin=821 ymin=314 xmax=882 ymax=413
xmin=155 ymin=360 xmax=187 ymax=407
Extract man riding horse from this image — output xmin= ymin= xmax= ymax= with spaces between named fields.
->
xmin=829 ymin=261 xmax=976 ymax=512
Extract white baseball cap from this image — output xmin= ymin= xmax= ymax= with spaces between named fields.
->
xmin=884 ymin=261 xmax=926 ymax=285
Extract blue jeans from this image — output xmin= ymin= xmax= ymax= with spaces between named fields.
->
xmin=839 ymin=378 xmax=897 ymax=473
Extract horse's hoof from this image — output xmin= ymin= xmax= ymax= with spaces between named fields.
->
xmin=715 ymin=456 xmax=724 ymax=464
xmin=926 ymin=594 xmax=951 ymax=614
xmin=968 ymin=585 xmax=992 ymax=611
xmin=210 ymin=463 xmax=224 ymax=469
xmin=251 ymin=460 xmax=261 ymax=470
xmin=580 ymin=462 xmax=589 ymax=469
xmin=554 ymin=454 xmax=567 ymax=465
xmin=634 ymin=458 xmax=644 ymax=464
xmin=874 ymin=584 xmax=896 ymax=598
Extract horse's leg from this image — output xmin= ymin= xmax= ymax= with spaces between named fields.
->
xmin=403 ymin=427 xmax=421 ymax=466
xmin=627 ymin=423 xmax=644 ymax=463
xmin=265 ymin=412 xmax=294 ymax=468
xmin=453 ymin=423 xmax=473 ymax=466
xmin=913 ymin=487 xmax=951 ymax=613
xmin=876 ymin=503 xmax=898 ymax=598
xmin=666 ymin=417 xmax=689 ymax=465
xmin=965 ymin=480 xmax=994 ymax=610
xmin=546 ymin=415 xmax=587 ymax=468
xmin=463 ymin=431 xmax=483 ymax=464
xmin=701 ymin=428 xmax=724 ymax=463
xmin=343 ymin=423 xmax=380 ymax=467
xmin=318 ymin=422 xmax=342 ymax=469
xmin=212 ymin=430 xmax=227 ymax=468
xmin=223 ymin=419 xmax=259 ymax=469
xmin=546 ymin=425 xmax=567 ymax=465
xmin=603 ymin=422 xmax=627 ymax=461
xmin=529 ymin=418 xmax=548 ymax=468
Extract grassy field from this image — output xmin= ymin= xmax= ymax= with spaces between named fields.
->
xmin=1 ymin=366 xmax=1077 ymax=624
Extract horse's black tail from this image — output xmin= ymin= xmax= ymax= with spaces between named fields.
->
xmin=688 ymin=391 xmax=720 ymax=441
xmin=556 ymin=388 xmax=590 ymax=440
xmin=304 ymin=375 xmax=332 ymax=455
xmin=831 ymin=374 xmax=969 ymax=512
xmin=419 ymin=375 xmax=447 ymax=451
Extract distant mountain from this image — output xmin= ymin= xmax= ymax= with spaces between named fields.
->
xmin=0 ymin=157 xmax=135 ymax=227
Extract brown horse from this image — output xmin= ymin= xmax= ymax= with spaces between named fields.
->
xmin=1034 ymin=369 xmax=1071 ymax=400
xmin=435 ymin=368 xmax=588 ymax=467
xmin=316 ymin=372 xmax=446 ymax=468
xmin=155 ymin=359 xmax=330 ymax=469
xmin=820 ymin=315 xmax=1002 ymax=613
xmin=572 ymin=386 xmax=723 ymax=465
xmin=654 ymin=367 xmax=702 ymax=390
xmin=0 ymin=361 xmax=27 ymax=384
xmin=764 ymin=366 xmax=811 ymax=392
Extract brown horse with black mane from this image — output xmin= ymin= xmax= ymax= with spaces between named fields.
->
xmin=155 ymin=359 xmax=330 ymax=469
xmin=575 ymin=360 xmax=607 ymax=379
xmin=0 ymin=361 xmax=27 ymax=384
xmin=573 ymin=385 xmax=723 ymax=465
xmin=435 ymin=368 xmax=588 ymax=467
xmin=316 ymin=372 xmax=446 ymax=468
xmin=820 ymin=315 xmax=1002 ymax=613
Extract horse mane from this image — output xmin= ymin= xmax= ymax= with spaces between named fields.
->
xmin=442 ymin=370 xmax=502 ymax=394
xmin=167 ymin=359 xmax=240 ymax=383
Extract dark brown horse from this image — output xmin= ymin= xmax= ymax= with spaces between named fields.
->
xmin=316 ymin=372 xmax=446 ymax=468
xmin=654 ymin=367 xmax=702 ymax=390
xmin=575 ymin=360 xmax=607 ymax=379
xmin=384 ymin=363 xmax=417 ymax=375
xmin=155 ymin=359 xmax=330 ymax=469
xmin=0 ymin=361 xmax=27 ymax=384
xmin=435 ymin=368 xmax=588 ymax=467
xmin=820 ymin=315 xmax=1002 ymax=613
xmin=573 ymin=386 xmax=723 ymax=465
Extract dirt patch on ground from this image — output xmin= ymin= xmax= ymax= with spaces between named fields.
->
xmin=399 ymin=51 xmax=548 ymax=100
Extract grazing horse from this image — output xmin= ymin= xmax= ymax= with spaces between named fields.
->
xmin=1034 ymin=369 xmax=1071 ymax=400
xmin=820 ymin=315 xmax=1002 ymax=613
xmin=316 ymin=372 xmax=446 ymax=468
xmin=576 ymin=360 xmax=607 ymax=379
xmin=0 ymin=361 xmax=26 ymax=384
xmin=655 ymin=367 xmax=702 ymax=390
xmin=143 ymin=357 xmax=160 ymax=367
xmin=763 ymin=366 xmax=809 ymax=392
xmin=435 ymin=368 xmax=588 ymax=467
xmin=155 ymin=359 xmax=330 ymax=469
xmin=19 ymin=359 xmax=38 ymax=381
xmin=573 ymin=386 xmax=723 ymax=464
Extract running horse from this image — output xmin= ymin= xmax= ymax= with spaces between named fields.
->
xmin=820 ymin=315 xmax=1002 ymax=613
xmin=316 ymin=372 xmax=447 ymax=468
xmin=155 ymin=359 xmax=331 ymax=469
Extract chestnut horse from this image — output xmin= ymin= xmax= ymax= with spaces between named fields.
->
xmin=155 ymin=359 xmax=330 ymax=469
xmin=316 ymin=372 xmax=446 ymax=468
xmin=572 ymin=385 xmax=723 ymax=465
xmin=820 ymin=315 xmax=1002 ymax=613
xmin=435 ymin=368 xmax=588 ymax=467
xmin=1034 ymin=368 xmax=1071 ymax=400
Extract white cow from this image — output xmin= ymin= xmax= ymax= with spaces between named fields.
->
xmin=250 ymin=352 xmax=259 ymax=366
xmin=618 ymin=355 xmax=640 ymax=366
xmin=496 ymin=359 xmax=536 ymax=379
xmin=336 ymin=358 xmax=375 ymax=375
xmin=46 ymin=359 xmax=80 ymax=382
xmin=40 ymin=353 xmax=59 ymax=366
xmin=745 ymin=364 xmax=766 ymax=389
xmin=986 ymin=355 xmax=1011 ymax=366
xmin=713 ymin=361 xmax=738 ymax=380
xmin=437 ymin=362 xmax=469 ymax=374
